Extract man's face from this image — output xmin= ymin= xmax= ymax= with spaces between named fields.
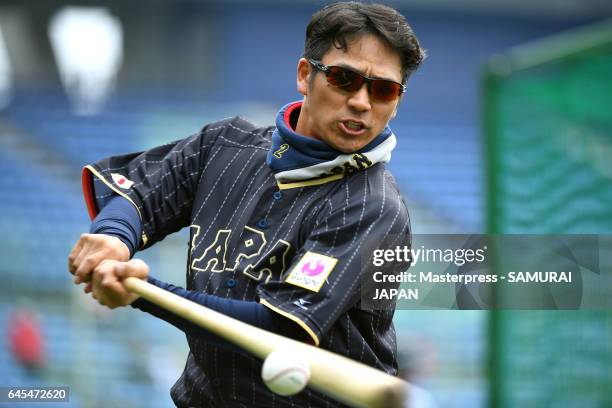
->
xmin=295 ymin=33 xmax=403 ymax=153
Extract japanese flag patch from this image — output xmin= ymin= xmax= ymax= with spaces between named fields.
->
xmin=111 ymin=173 xmax=134 ymax=189
xmin=285 ymin=251 xmax=338 ymax=292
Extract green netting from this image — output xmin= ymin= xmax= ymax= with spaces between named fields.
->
xmin=484 ymin=20 xmax=612 ymax=408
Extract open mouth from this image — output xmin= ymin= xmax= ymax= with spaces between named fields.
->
xmin=339 ymin=120 xmax=367 ymax=135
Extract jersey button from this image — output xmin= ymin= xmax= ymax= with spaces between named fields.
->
xmin=257 ymin=219 xmax=268 ymax=229
xmin=212 ymin=378 xmax=223 ymax=387
xmin=273 ymin=191 xmax=283 ymax=200
xmin=226 ymin=279 xmax=237 ymax=288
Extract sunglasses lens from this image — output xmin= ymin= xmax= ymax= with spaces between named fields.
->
xmin=371 ymin=80 xmax=401 ymax=102
xmin=326 ymin=67 xmax=364 ymax=92
xmin=322 ymin=64 xmax=402 ymax=102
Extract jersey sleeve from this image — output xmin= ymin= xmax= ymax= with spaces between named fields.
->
xmin=257 ymin=171 xmax=411 ymax=346
xmin=81 ymin=118 xmax=231 ymax=249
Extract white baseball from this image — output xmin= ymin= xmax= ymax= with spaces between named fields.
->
xmin=261 ymin=349 xmax=310 ymax=396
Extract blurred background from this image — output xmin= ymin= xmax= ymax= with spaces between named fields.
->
xmin=0 ymin=0 xmax=611 ymax=407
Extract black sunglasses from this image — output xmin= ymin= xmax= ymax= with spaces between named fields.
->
xmin=308 ymin=59 xmax=405 ymax=102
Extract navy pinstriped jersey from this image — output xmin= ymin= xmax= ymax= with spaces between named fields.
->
xmin=82 ymin=114 xmax=411 ymax=408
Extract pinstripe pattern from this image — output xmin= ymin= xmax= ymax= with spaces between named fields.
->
xmin=86 ymin=116 xmax=410 ymax=407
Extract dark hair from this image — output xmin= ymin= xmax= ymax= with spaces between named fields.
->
xmin=304 ymin=2 xmax=426 ymax=83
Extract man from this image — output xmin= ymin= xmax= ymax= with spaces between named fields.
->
xmin=68 ymin=2 xmax=425 ymax=407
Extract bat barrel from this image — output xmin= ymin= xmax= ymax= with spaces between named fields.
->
xmin=124 ymin=277 xmax=409 ymax=408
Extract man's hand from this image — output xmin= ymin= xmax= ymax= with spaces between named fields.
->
xmin=68 ymin=233 xmax=130 ymax=285
xmin=91 ymin=259 xmax=149 ymax=309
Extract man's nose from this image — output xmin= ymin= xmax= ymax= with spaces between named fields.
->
xmin=347 ymin=83 xmax=372 ymax=112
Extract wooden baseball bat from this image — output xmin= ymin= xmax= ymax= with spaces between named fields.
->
xmin=123 ymin=277 xmax=408 ymax=408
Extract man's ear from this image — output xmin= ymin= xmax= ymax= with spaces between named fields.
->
xmin=390 ymin=104 xmax=398 ymax=119
xmin=390 ymin=93 xmax=404 ymax=119
xmin=297 ymin=58 xmax=311 ymax=96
